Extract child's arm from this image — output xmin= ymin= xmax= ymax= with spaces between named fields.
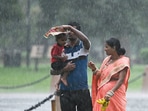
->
xmin=53 ymin=55 xmax=67 ymax=61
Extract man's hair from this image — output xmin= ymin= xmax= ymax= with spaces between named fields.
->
xmin=68 ymin=22 xmax=81 ymax=31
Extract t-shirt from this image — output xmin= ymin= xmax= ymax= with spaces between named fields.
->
xmin=60 ymin=41 xmax=90 ymax=90
xmin=51 ymin=43 xmax=64 ymax=63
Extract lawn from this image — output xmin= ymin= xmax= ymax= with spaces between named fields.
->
xmin=0 ymin=63 xmax=146 ymax=93
xmin=127 ymin=64 xmax=146 ymax=92
xmin=0 ymin=63 xmax=51 ymax=93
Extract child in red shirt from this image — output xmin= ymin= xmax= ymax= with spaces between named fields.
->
xmin=51 ymin=33 xmax=69 ymax=86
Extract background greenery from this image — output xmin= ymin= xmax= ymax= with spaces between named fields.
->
xmin=0 ymin=0 xmax=148 ymax=67
xmin=0 ymin=62 xmax=146 ymax=93
xmin=0 ymin=0 xmax=148 ymax=93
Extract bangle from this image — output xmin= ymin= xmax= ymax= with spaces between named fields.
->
xmin=92 ymin=68 xmax=98 ymax=74
xmin=106 ymin=90 xmax=114 ymax=97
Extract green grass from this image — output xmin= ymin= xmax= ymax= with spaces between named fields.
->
xmin=0 ymin=63 xmax=146 ymax=93
xmin=128 ymin=64 xmax=146 ymax=91
xmin=0 ymin=63 xmax=51 ymax=93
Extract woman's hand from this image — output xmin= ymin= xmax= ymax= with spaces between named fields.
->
xmin=88 ymin=61 xmax=97 ymax=71
xmin=104 ymin=90 xmax=114 ymax=101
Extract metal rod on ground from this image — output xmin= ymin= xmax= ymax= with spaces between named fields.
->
xmin=51 ymin=91 xmax=61 ymax=111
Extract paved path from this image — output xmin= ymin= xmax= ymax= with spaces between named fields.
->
xmin=0 ymin=93 xmax=52 ymax=111
xmin=0 ymin=92 xmax=148 ymax=111
xmin=126 ymin=92 xmax=148 ymax=111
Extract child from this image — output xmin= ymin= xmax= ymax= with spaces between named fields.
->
xmin=50 ymin=32 xmax=69 ymax=87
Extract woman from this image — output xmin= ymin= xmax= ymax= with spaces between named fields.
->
xmin=88 ymin=38 xmax=130 ymax=111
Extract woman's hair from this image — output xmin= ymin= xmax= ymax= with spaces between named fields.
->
xmin=68 ymin=21 xmax=81 ymax=31
xmin=106 ymin=38 xmax=126 ymax=55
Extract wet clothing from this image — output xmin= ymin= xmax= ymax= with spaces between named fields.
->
xmin=92 ymin=56 xmax=130 ymax=111
xmin=60 ymin=89 xmax=92 ymax=111
xmin=51 ymin=43 xmax=64 ymax=63
xmin=59 ymin=40 xmax=92 ymax=111
xmin=51 ymin=43 xmax=66 ymax=71
xmin=60 ymin=41 xmax=89 ymax=90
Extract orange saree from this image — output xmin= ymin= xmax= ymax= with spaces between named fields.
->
xmin=92 ymin=55 xmax=130 ymax=111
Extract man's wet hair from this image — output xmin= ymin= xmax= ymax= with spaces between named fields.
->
xmin=68 ymin=22 xmax=81 ymax=31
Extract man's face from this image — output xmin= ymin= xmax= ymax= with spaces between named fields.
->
xmin=68 ymin=26 xmax=77 ymax=41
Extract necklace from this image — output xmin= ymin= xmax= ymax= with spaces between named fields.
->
xmin=105 ymin=56 xmax=120 ymax=66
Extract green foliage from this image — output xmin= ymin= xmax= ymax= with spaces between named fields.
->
xmin=140 ymin=48 xmax=148 ymax=64
xmin=0 ymin=63 xmax=145 ymax=93
xmin=0 ymin=0 xmax=22 ymax=22
xmin=38 ymin=0 xmax=63 ymax=28
xmin=38 ymin=0 xmax=148 ymax=63
xmin=0 ymin=0 xmax=148 ymax=66
xmin=38 ymin=0 xmax=147 ymax=38
xmin=0 ymin=0 xmax=24 ymax=49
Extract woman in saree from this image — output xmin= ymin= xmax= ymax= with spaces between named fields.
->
xmin=88 ymin=38 xmax=130 ymax=111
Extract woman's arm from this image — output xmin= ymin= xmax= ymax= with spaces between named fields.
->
xmin=105 ymin=67 xmax=128 ymax=100
xmin=112 ymin=67 xmax=128 ymax=92
xmin=88 ymin=61 xmax=101 ymax=76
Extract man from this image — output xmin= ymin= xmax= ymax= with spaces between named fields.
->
xmin=57 ymin=22 xmax=92 ymax=111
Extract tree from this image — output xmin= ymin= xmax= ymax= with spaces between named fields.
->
xmin=0 ymin=0 xmax=23 ymax=49
xmin=37 ymin=0 xmax=148 ymax=62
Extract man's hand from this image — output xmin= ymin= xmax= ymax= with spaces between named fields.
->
xmin=63 ymin=61 xmax=75 ymax=72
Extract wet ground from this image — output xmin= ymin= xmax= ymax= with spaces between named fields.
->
xmin=126 ymin=92 xmax=148 ymax=111
xmin=0 ymin=92 xmax=148 ymax=111
xmin=0 ymin=93 xmax=52 ymax=111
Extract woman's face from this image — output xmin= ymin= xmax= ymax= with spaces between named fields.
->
xmin=104 ymin=43 xmax=115 ymax=55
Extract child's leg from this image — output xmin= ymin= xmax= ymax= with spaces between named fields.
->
xmin=50 ymin=68 xmax=62 ymax=75
xmin=55 ymin=77 xmax=61 ymax=91
xmin=61 ymin=72 xmax=69 ymax=86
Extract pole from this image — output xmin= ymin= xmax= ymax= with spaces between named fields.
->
xmin=50 ymin=75 xmax=61 ymax=111
xmin=51 ymin=99 xmax=56 ymax=111
xmin=26 ymin=0 xmax=31 ymax=67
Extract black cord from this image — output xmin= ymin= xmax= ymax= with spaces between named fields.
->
xmin=24 ymin=92 xmax=56 ymax=111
